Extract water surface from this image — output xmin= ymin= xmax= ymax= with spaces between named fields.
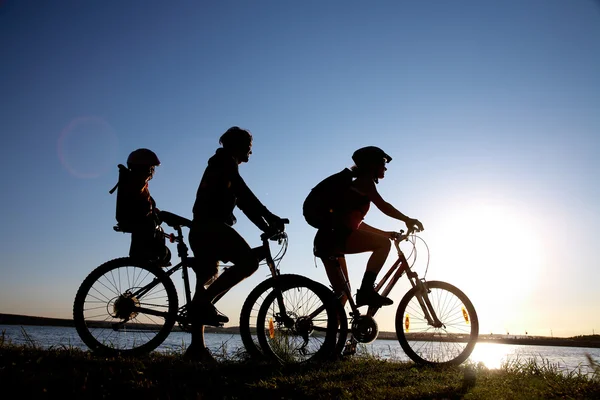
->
xmin=2 ymin=324 xmax=598 ymax=376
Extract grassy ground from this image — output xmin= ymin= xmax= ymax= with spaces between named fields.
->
xmin=1 ymin=330 xmax=599 ymax=399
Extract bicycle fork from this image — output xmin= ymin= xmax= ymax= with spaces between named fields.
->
xmin=411 ymin=276 xmax=444 ymax=329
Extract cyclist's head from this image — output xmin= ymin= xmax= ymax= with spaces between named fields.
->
xmin=351 ymin=146 xmax=392 ymax=182
xmin=220 ymin=126 xmax=253 ymax=163
xmin=127 ymin=148 xmax=160 ymax=180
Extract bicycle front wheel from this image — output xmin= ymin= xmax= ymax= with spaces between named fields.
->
xmin=255 ymin=277 xmax=340 ymax=364
xmin=395 ymin=281 xmax=479 ymax=365
xmin=73 ymin=257 xmax=179 ymax=356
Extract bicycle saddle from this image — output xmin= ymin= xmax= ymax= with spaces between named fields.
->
xmin=159 ymin=211 xmax=192 ymax=228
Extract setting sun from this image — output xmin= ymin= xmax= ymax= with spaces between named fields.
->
xmin=431 ymin=201 xmax=545 ymax=333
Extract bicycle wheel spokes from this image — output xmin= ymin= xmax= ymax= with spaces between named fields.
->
xmin=396 ymin=281 xmax=479 ymax=365
xmin=73 ymin=258 xmax=178 ymax=356
xmin=239 ymin=274 xmax=348 ymax=361
xmin=257 ymin=281 xmax=337 ymax=364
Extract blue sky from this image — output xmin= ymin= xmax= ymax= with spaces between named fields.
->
xmin=1 ymin=0 xmax=599 ymax=338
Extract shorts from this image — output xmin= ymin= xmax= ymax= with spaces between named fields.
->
xmin=189 ymin=220 xmax=253 ymax=265
xmin=313 ymin=226 xmax=353 ymax=258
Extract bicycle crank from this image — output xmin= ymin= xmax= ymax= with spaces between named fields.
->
xmin=177 ymin=305 xmax=192 ymax=333
xmin=351 ymin=315 xmax=379 ymax=344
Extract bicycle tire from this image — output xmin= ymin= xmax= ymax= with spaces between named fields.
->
xmin=238 ymin=274 xmax=329 ymax=359
xmin=255 ymin=276 xmax=340 ymax=364
xmin=73 ymin=257 xmax=179 ymax=357
xmin=238 ymin=275 xmax=283 ymax=359
xmin=395 ymin=280 xmax=479 ymax=365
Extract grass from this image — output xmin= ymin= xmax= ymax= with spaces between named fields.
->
xmin=1 ymin=329 xmax=600 ymax=399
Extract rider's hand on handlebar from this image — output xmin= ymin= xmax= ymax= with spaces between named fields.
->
xmin=264 ymin=212 xmax=286 ymax=231
xmin=405 ymin=218 xmax=424 ymax=233
xmin=389 ymin=231 xmax=402 ymax=240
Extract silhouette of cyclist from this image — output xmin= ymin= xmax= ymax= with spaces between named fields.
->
xmin=313 ymin=146 xmax=424 ymax=308
xmin=115 ymin=148 xmax=168 ymax=264
xmin=186 ymin=126 xmax=285 ymax=359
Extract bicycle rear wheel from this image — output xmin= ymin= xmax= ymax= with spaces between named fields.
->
xmin=395 ymin=280 xmax=479 ymax=365
xmin=238 ymin=275 xmax=294 ymax=360
xmin=73 ymin=257 xmax=178 ymax=356
xmin=239 ymin=274 xmax=347 ymax=361
xmin=255 ymin=277 xmax=340 ymax=364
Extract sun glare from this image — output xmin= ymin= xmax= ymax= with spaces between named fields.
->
xmin=432 ymin=202 xmax=544 ymax=331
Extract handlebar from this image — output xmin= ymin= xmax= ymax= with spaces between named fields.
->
xmin=393 ymin=227 xmax=419 ymax=242
xmin=260 ymin=218 xmax=290 ymax=241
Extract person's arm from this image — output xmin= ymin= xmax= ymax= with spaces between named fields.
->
xmin=357 ymin=221 xmax=390 ymax=236
xmin=231 ymin=173 xmax=279 ymax=231
xmin=364 ymin=180 xmax=424 ymax=232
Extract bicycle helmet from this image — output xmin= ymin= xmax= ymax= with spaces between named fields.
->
xmin=126 ymin=148 xmax=161 ymax=168
xmin=352 ymin=146 xmax=392 ymax=167
xmin=219 ymin=126 xmax=253 ymax=148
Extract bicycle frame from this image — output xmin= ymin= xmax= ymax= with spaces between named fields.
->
xmin=313 ymin=231 xmax=445 ymax=338
xmin=109 ymin=223 xmax=195 ymax=328
xmin=122 ymin=217 xmax=290 ymax=326
xmin=210 ymin=228 xmax=288 ymax=306
xmin=368 ymin=237 xmax=443 ymax=328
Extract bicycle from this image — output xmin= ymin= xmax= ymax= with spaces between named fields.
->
xmin=320 ymin=228 xmax=479 ymax=366
xmin=73 ymin=211 xmax=341 ymax=363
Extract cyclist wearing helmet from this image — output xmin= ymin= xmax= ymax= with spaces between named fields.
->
xmin=314 ymin=146 xmax=424 ymax=308
xmin=116 ymin=148 xmax=167 ymax=262
xmin=186 ymin=126 xmax=285 ymax=360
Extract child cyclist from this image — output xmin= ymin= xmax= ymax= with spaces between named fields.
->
xmin=113 ymin=148 xmax=169 ymax=264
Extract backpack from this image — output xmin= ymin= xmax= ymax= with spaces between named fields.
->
xmin=303 ymin=168 xmax=353 ymax=229
xmin=109 ymin=164 xmax=136 ymax=232
xmin=109 ymin=164 xmax=169 ymax=263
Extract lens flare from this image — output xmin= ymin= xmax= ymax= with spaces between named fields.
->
xmin=57 ymin=116 xmax=119 ymax=178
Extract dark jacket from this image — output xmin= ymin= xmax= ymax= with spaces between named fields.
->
xmin=116 ymin=171 xmax=158 ymax=231
xmin=192 ymin=148 xmax=269 ymax=228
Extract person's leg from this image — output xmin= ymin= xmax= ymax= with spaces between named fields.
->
xmin=189 ymin=222 xmax=257 ymax=321
xmin=129 ymin=219 xmax=163 ymax=262
xmin=343 ymin=229 xmax=393 ymax=307
xmin=315 ymin=228 xmax=351 ymax=304
xmin=322 ymin=256 xmax=350 ymax=306
xmin=344 ymin=228 xmax=391 ymax=273
xmin=187 ymin=221 xmax=257 ymax=361
xmin=188 ymin=222 xmax=230 ymax=328
xmin=202 ymin=226 xmax=257 ymax=302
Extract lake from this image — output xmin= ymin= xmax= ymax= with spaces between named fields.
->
xmin=2 ymin=324 xmax=598 ymax=376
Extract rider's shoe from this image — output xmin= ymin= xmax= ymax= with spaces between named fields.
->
xmin=196 ymin=303 xmax=229 ymax=327
xmin=147 ymin=258 xmax=171 ymax=268
xmin=356 ymin=288 xmax=393 ymax=308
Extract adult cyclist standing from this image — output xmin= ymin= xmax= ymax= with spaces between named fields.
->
xmin=312 ymin=146 xmax=424 ymax=308
xmin=186 ymin=126 xmax=285 ymax=360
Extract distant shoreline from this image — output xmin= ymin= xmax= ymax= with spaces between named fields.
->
xmin=2 ymin=313 xmax=599 ymax=349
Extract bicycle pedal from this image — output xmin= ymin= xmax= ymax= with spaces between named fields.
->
xmin=342 ymin=339 xmax=357 ymax=356
xmin=342 ymin=346 xmax=357 ymax=357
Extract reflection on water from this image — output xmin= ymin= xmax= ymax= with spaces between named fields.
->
xmin=2 ymin=325 xmax=599 ymax=375
xmin=468 ymin=342 xmax=599 ymax=376
xmin=469 ymin=342 xmax=508 ymax=369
